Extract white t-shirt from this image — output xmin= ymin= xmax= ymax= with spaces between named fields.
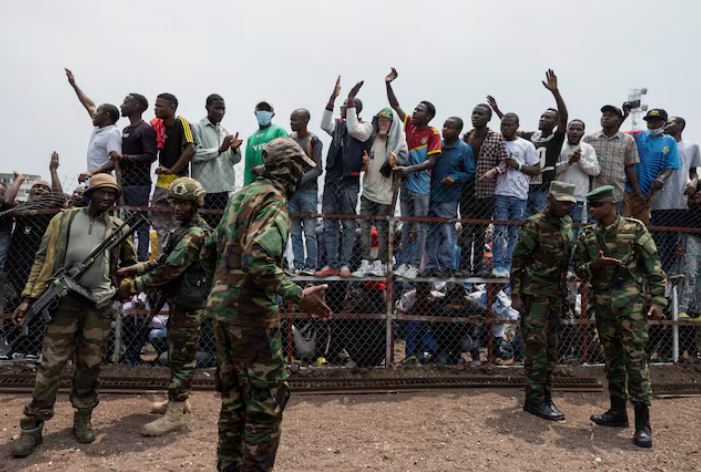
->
xmin=652 ymin=140 xmax=701 ymax=210
xmin=495 ymin=137 xmax=539 ymax=200
xmin=86 ymin=124 xmax=122 ymax=171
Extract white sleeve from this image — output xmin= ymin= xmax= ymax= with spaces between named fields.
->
xmin=346 ymin=107 xmax=374 ymax=142
xmin=321 ymin=108 xmax=335 ymax=136
xmin=525 ymin=141 xmax=540 ymax=166
xmin=577 ymin=143 xmax=600 ymax=176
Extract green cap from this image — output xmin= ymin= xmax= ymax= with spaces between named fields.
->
xmin=586 ymin=185 xmax=616 ymax=203
xmin=375 ymin=108 xmax=394 ymax=121
xmin=549 ymin=181 xmax=577 ymax=203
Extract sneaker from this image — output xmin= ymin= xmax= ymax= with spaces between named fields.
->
xmin=352 ymin=260 xmax=371 ymax=277
xmin=400 ymin=265 xmax=418 ymax=280
xmin=298 ymin=267 xmax=316 ymax=276
xmin=491 ymin=268 xmax=510 ymax=278
xmin=315 ymin=266 xmax=339 ymax=277
xmin=370 ymin=260 xmax=386 ymax=277
xmin=339 ymin=266 xmax=352 ymax=277
xmin=394 ymin=264 xmax=409 ymax=277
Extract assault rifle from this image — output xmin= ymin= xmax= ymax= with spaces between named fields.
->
xmin=0 ymin=211 xmax=149 ymax=357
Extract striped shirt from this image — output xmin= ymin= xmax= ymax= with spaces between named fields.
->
xmin=464 ymin=128 xmax=509 ymax=199
xmin=583 ymin=130 xmax=639 ymax=202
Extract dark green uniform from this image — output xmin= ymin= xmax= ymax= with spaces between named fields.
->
xmin=512 ymin=211 xmax=573 ymax=402
xmin=574 ymin=215 xmax=667 ymax=405
xmin=202 ymin=137 xmax=314 ymax=472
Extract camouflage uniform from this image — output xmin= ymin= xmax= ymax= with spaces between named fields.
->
xmin=129 ymin=212 xmax=211 ymax=402
xmin=512 ymin=211 xmax=573 ymax=403
xmin=574 ymin=215 xmax=667 ymax=406
xmin=21 ymin=207 xmax=136 ymax=422
xmin=202 ymin=137 xmax=314 ymax=472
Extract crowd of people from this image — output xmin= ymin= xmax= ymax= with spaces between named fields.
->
xmin=1 ymin=66 xmax=700 ymax=465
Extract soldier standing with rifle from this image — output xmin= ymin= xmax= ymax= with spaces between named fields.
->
xmin=202 ymin=138 xmax=332 ymax=472
xmin=574 ymin=185 xmax=666 ymax=448
xmin=511 ymin=181 xmax=576 ymax=421
xmin=116 ymin=177 xmax=211 ymax=437
xmin=9 ymin=174 xmax=137 ymax=458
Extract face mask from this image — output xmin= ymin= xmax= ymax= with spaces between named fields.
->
xmin=649 ymin=127 xmax=664 ymax=137
xmin=255 ymin=110 xmax=273 ymax=126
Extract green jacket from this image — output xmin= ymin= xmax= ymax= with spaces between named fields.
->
xmin=511 ymin=211 xmax=573 ymax=299
xmin=22 ymin=207 xmax=136 ymax=299
xmin=133 ymin=214 xmax=211 ymax=294
xmin=574 ymin=215 xmax=667 ymax=307
xmin=202 ymin=178 xmax=304 ymax=327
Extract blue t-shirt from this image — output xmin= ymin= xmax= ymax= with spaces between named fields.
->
xmin=430 ymin=139 xmax=475 ymax=203
xmin=625 ymin=130 xmax=680 ymax=195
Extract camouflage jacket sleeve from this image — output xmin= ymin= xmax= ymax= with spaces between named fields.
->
xmin=635 ymin=225 xmax=668 ymax=306
xmin=510 ymin=219 xmax=538 ymax=297
xmin=133 ymin=227 xmax=206 ymax=292
xmin=573 ymin=231 xmax=593 ymax=281
xmin=241 ymin=195 xmax=304 ymax=305
xmin=21 ymin=212 xmax=62 ymax=299
xmin=200 ymin=225 xmax=219 ymax=274
xmin=118 ymin=224 xmax=138 ymax=269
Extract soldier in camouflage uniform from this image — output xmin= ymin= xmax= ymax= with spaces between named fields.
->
xmin=202 ymin=137 xmax=332 ymax=472
xmin=10 ymin=174 xmax=136 ymax=458
xmin=511 ymin=181 xmax=576 ymax=421
xmin=574 ymin=185 xmax=666 ymax=448
xmin=116 ymin=177 xmax=212 ymax=436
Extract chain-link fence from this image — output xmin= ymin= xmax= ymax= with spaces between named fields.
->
xmin=1 ymin=190 xmax=700 ymax=370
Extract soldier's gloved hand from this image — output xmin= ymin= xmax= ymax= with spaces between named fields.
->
xmin=300 ymin=285 xmax=332 ymax=319
xmin=11 ymin=302 xmax=31 ymax=326
xmin=647 ymin=304 xmax=664 ymax=319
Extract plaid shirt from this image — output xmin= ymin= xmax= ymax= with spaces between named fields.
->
xmin=583 ymin=131 xmax=639 ymax=201
xmin=464 ymin=128 xmax=509 ymax=199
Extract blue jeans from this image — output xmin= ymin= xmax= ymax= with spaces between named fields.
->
xmin=425 ymin=201 xmax=458 ymax=271
xmin=289 ymin=189 xmax=318 ymax=270
xmin=123 ymin=184 xmax=152 ymax=261
xmin=322 ymin=178 xmax=359 ymax=268
xmin=493 ymin=195 xmax=527 ymax=272
xmin=527 ymin=189 xmax=548 ymax=216
xmin=400 ymin=188 xmax=430 ymax=267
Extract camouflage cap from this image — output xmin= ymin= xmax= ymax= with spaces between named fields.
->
xmin=263 ymin=137 xmax=316 ymax=169
xmin=168 ymin=177 xmax=205 ymax=207
xmin=549 ymin=181 xmax=577 ymax=203
xmin=586 ymin=185 xmax=616 ymax=203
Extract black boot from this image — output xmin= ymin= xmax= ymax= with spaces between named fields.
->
xmin=633 ymin=402 xmax=652 ymax=448
xmin=523 ymin=400 xmax=561 ymax=421
xmin=544 ymin=391 xmax=565 ymax=421
xmin=591 ymin=396 xmax=629 ymax=427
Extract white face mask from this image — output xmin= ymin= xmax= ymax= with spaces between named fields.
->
xmin=649 ymin=127 xmax=665 ymax=137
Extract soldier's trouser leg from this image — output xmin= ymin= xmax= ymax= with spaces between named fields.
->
xmin=25 ymin=299 xmax=110 ymax=420
xmin=522 ymin=297 xmax=560 ymax=402
xmin=166 ymin=306 xmax=203 ymax=402
xmin=595 ymin=300 xmax=651 ymax=405
xmin=215 ymin=320 xmax=290 ymax=472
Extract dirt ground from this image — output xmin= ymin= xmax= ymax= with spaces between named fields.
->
xmin=0 ymin=387 xmax=699 ymax=472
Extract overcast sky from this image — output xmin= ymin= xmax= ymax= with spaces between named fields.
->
xmin=2 ymin=0 xmax=699 ymax=190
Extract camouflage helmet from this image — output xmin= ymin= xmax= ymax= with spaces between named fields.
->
xmin=168 ymin=177 xmax=205 ymax=207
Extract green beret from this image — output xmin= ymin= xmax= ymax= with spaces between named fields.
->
xmin=586 ymin=185 xmax=615 ymax=203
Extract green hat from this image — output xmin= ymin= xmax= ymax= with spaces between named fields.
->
xmin=586 ymin=185 xmax=616 ymax=203
xmin=375 ymin=108 xmax=394 ymax=121
xmin=549 ymin=181 xmax=577 ymax=203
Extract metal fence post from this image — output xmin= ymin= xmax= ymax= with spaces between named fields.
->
xmin=385 ymin=213 xmax=395 ymax=368
xmin=672 ymin=285 xmax=679 ymax=363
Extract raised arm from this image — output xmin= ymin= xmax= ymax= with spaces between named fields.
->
xmin=4 ymin=171 xmax=26 ymax=206
xmin=486 ymin=95 xmax=505 ymax=120
xmin=385 ymin=68 xmax=407 ymax=123
xmin=49 ymin=151 xmax=64 ymax=194
xmin=65 ymin=68 xmax=97 ymax=120
xmin=321 ymin=76 xmax=341 ymax=136
xmin=542 ymin=69 xmax=568 ymax=131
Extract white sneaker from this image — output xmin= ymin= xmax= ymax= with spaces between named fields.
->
xmin=401 ymin=265 xmax=419 ymax=280
xmin=491 ymin=268 xmax=510 ymax=278
xmin=370 ymin=260 xmax=386 ymax=277
xmin=352 ymin=260 xmax=371 ymax=277
xmin=394 ymin=264 xmax=409 ymax=277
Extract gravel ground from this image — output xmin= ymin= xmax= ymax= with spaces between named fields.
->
xmin=0 ymin=388 xmax=699 ymax=472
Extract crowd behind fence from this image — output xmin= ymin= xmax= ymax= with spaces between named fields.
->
xmin=0 ymin=198 xmax=699 ymax=370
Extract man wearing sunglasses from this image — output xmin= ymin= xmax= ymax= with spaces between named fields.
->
xmin=574 ymin=184 xmax=667 ymax=449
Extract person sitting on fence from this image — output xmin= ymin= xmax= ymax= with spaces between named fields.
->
xmin=353 ymin=107 xmax=407 ymax=278
xmin=289 ymin=108 xmax=323 ymax=275
xmin=385 ymin=67 xmax=442 ymax=280
xmin=487 ymin=113 xmax=540 ymax=278
xmin=424 ymin=117 xmax=475 ymax=277
xmin=317 ymin=77 xmax=372 ymax=278
xmin=679 ymin=181 xmax=701 ymax=360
